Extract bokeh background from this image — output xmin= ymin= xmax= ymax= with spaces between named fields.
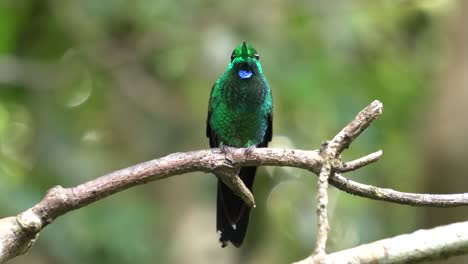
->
xmin=1 ymin=0 xmax=468 ymax=263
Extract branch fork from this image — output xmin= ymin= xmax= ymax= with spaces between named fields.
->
xmin=310 ymin=100 xmax=384 ymax=263
xmin=214 ymin=150 xmax=257 ymax=208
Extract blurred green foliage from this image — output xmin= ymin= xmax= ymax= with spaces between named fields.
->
xmin=0 ymin=0 xmax=459 ymax=263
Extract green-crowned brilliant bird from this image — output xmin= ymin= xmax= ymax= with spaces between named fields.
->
xmin=206 ymin=41 xmax=273 ymax=247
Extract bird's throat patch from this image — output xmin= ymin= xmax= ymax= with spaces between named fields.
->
xmin=238 ymin=70 xmax=253 ymax=79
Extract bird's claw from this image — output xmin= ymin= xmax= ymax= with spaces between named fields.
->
xmin=220 ymin=143 xmax=230 ymax=154
xmin=211 ymin=143 xmax=230 ymax=154
xmin=244 ymin=145 xmax=256 ymax=156
xmin=210 ymin=148 xmax=221 ymax=154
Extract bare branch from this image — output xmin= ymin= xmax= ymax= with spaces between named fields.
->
xmin=313 ymin=163 xmax=331 ymax=261
xmin=294 ymin=220 xmax=468 ymax=264
xmin=330 ymin=173 xmax=468 ymax=207
xmin=312 ymin=100 xmax=384 ymax=262
xmin=326 ymin=100 xmax=383 ymax=156
xmin=215 ymin=162 xmax=256 ymax=208
xmin=0 ymin=217 xmax=38 ymax=263
xmin=2 ymin=100 xmax=468 ymax=263
xmin=337 ymin=150 xmax=383 ymax=172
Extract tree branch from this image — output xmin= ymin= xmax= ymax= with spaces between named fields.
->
xmin=2 ymin=100 xmax=468 ymax=263
xmin=312 ymin=100 xmax=383 ymax=262
xmin=294 ymin=220 xmax=468 ymax=264
xmin=338 ymin=150 xmax=383 ymax=172
xmin=313 ymin=163 xmax=331 ymax=262
xmin=329 ymin=173 xmax=468 ymax=207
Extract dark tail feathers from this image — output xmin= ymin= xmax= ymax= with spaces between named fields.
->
xmin=216 ymin=166 xmax=257 ymax=247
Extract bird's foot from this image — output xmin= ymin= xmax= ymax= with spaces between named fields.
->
xmin=218 ymin=143 xmax=236 ymax=165
xmin=211 ymin=143 xmax=230 ymax=154
xmin=210 ymin=148 xmax=220 ymax=154
xmin=244 ymin=145 xmax=256 ymax=156
xmin=220 ymin=143 xmax=231 ymax=154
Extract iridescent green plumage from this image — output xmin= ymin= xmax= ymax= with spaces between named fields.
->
xmin=206 ymin=42 xmax=273 ymax=247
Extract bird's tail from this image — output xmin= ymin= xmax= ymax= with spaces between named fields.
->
xmin=216 ymin=166 xmax=257 ymax=248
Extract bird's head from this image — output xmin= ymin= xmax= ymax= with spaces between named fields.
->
xmin=229 ymin=41 xmax=263 ymax=80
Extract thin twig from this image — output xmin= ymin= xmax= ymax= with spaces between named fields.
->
xmin=327 ymin=100 xmax=383 ymax=155
xmin=313 ymin=163 xmax=331 ymax=261
xmin=330 ymin=173 xmax=468 ymax=207
xmin=337 ymin=150 xmax=383 ymax=172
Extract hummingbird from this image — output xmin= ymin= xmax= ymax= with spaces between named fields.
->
xmin=206 ymin=41 xmax=273 ymax=247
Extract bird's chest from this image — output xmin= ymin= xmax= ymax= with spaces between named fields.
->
xmin=210 ymin=84 xmax=268 ymax=147
xmin=223 ymin=82 xmax=266 ymax=111
xmin=211 ymin=109 xmax=266 ymax=147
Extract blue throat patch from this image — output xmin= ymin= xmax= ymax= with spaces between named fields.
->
xmin=238 ymin=70 xmax=253 ymax=79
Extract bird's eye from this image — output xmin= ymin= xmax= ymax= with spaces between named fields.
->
xmin=254 ymin=53 xmax=260 ymax=60
xmin=231 ymin=53 xmax=235 ymax=61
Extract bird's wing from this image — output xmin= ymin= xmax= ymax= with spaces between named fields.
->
xmin=258 ymin=111 xmax=272 ymax=148
xmin=206 ymin=83 xmax=219 ymax=148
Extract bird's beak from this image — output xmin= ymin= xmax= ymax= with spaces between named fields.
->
xmin=241 ymin=41 xmax=248 ymax=59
